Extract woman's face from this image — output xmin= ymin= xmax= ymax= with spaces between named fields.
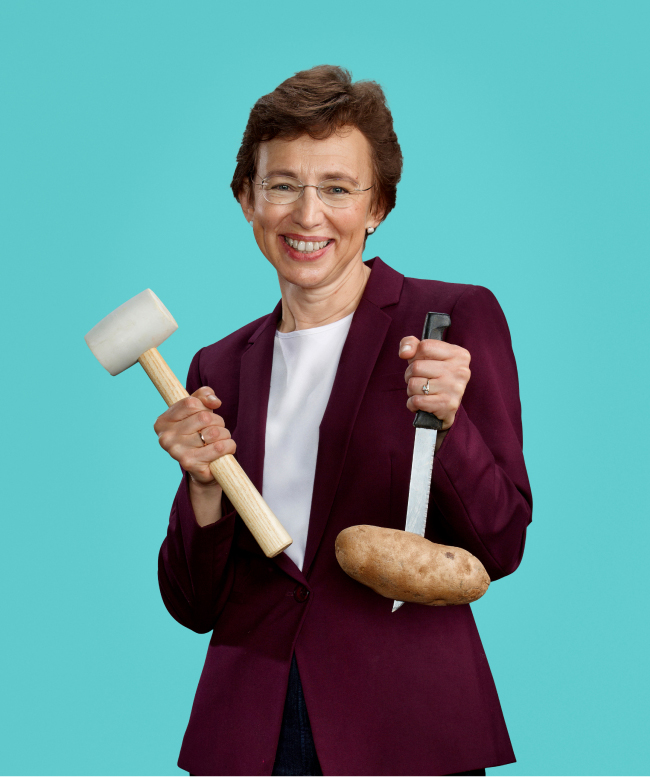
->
xmin=240 ymin=127 xmax=382 ymax=291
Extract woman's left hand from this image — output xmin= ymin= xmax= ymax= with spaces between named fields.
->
xmin=399 ymin=337 xmax=471 ymax=430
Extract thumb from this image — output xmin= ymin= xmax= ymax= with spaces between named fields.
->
xmin=399 ymin=337 xmax=419 ymax=360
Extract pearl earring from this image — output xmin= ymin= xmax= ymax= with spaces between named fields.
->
xmin=249 ymin=220 xmax=253 ymax=226
xmin=367 ymin=227 xmax=375 ymax=234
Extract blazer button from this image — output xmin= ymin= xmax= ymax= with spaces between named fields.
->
xmin=293 ymin=585 xmax=310 ymax=603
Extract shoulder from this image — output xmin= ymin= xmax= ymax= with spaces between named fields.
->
xmin=395 ymin=273 xmax=508 ymax=345
xmin=185 ymin=312 xmax=273 ymax=401
xmin=195 ymin=313 xmax=270 ymax=369
xmin=402 ymin=274 xmax=502 ymax=315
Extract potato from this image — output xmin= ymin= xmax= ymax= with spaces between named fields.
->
xmin=335 ymin=525 xmax=490 ymax=606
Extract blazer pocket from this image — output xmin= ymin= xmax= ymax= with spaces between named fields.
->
xmin=367 ymin=371 xmax=408 ymax=393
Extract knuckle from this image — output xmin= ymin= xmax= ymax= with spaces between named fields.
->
xmin=423 ymin=339 xmax=438 ymax=353
xmin=198 ymin=410 xmax=213 ymax=425
xmin=168 ymin=440 xmax=184 ymax=458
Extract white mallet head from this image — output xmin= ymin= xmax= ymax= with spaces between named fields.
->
xmin=85 ymin=289 xmax=178 ymax=376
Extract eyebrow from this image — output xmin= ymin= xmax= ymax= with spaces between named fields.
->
xmin=263 ymin=169 xmax=360 ymax=185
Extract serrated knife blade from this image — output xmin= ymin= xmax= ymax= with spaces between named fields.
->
xmin=393 ymin=312 xmax=451 ymax=612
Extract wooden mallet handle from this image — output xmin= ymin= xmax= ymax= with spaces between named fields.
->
xmin=138 ymin=347 xmax=292 ymax=558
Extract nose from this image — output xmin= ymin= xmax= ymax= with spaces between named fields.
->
xmin=291 ymin=185 xmax=326 ymax=230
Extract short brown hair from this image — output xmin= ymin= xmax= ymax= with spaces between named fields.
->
xmin=231 ymin=65 xmax=402 ymax=229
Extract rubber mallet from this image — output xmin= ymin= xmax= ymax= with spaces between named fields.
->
xmin=84 ymin=288 xmax=293 ymax=558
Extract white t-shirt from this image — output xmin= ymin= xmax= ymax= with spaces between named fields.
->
xmin=262 ymin=313 xmax=354 ymax=571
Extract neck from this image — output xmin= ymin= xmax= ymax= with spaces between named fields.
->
xmin=277 ymin=261 xmax=371 ymax=333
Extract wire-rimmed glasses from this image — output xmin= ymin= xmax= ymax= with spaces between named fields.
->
xmin=253 ymin=175 xmax=374 ymax=208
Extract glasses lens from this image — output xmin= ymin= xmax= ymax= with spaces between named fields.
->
xmin=262 ymin=176 xmax=302 ymax=204
xmin=318 ymin=179 xmax=357 ymax=208
xmin=259 ymin=176 xmax=366 ymax=207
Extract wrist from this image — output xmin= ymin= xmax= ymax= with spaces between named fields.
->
xmin=188 ymin=472 xmax=222 ymax=489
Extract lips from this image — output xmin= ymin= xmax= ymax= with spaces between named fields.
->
xmin=285 ymin=237 xmax=330 ymax=252
xmin=280 ymin=234 xmax=333 ymax=261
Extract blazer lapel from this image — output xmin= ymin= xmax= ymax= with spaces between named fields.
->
xmin=302 ymin=258 xmax=404 ymax=575
xmin=234 ymin=301 xmax=310 ymax=585
xmin=234 ymin=304 xmax=280 ymax=491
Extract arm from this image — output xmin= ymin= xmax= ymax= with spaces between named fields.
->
xmin=402 ymin=285 xmax=532 ymax=581
xmin=157 ymin=349 xmax=238 ymax=633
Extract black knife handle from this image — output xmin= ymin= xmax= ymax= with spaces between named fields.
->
xmin=413 ymin=312 xmax=451 ymax=431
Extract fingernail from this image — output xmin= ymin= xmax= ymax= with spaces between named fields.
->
xmin=208 ymin=394 xmax=218 ymax=402
xmin=399 ymin=343 xmax=410 ymax=354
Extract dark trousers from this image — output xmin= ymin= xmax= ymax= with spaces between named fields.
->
xmin=272 ymin=654 xmax=323 ymax=776
xmin=270 ymin=654 xmax=486 ymax=777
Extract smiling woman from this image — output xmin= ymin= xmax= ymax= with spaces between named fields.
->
xmin=154 ymin=65 xmax=532 ymax=777
xmin=242 ymin=129 xmax=381 ymax=331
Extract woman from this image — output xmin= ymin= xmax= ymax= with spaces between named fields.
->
xmin=155 ymin=66 xmax=532 ymax=776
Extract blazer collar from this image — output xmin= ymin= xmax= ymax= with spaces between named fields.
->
xmin=233 ymin=257 xmax=405 ymax=583
xmin=359 ymin=255 xmax=404 ymax=309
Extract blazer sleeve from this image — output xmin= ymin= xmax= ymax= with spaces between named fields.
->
xmin=431 ymin=284 xmax=532 ymax=582
xmin=157 ymin=348 xmax=238 ymax=633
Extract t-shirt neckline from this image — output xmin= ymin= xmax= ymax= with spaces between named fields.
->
xmin=275 ymin=312 xmax=354 ymax=339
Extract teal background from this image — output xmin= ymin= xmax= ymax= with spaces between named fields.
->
xmin=1 ymin=1 xmax=648 ymax=775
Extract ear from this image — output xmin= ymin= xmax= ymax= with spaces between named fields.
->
xmin=366 ymin=206 xmax=385 ymax=232
xmin=238 ymin=182 xmax=255 ymax=224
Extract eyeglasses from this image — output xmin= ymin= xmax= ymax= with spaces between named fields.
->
xmin=253 ymin=175 xmax=374 ymax=208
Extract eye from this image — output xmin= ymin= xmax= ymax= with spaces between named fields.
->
xmin=265 ymin=177 xmax=300 ymax=193
xmin=322 ymin=182 xmax=354 ymax=196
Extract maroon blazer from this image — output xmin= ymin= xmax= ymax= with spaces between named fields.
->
xmin=158 ymin=257 xmax=532 ymax=776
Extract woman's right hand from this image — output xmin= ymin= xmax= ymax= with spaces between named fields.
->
xmin=153 ymin=386 xmax=237 ymax=486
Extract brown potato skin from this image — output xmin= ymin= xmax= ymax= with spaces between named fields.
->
xmin=335 ymin=525 xmax=490 ymax=606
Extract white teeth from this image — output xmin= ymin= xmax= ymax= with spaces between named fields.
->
xmin=285 ymin=238 xmax=329 ymax=252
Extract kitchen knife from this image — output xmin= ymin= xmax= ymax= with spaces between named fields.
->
xmin=392 ymin=312 xmax=451 ymax=612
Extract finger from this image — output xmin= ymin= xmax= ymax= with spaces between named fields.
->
xmin=163 ymin=395 xmax=212 ymax=422
xmin=406 ymin=376 xmax=441 ymax=397
xmin=406 ymin=392 xmax=452 ymax=419
xmin=193 ymin=437 xmax=237 ymax=463
xmin=196 ymin=425 xmax=231 ymax=446
xmin=404 ymin=360 xmax=446 ymax=382
xmin=410 ymin=339 xmax=456 ymax=362
xmin=173 ymin=435 xmax=237 ymax=472
xmin=398 ymin=336 xmax=420 ymax=360
xmin=191 ymin=386 xmax=222 ymax=409
xmin=176 ymin=409 xmax=226 ymax=439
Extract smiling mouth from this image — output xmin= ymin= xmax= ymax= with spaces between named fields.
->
xmin=283 ymin=236 xmax=332 ymax=254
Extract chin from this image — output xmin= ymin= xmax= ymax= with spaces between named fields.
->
xmin=281 ymin=263 xmax=331 ymax=288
